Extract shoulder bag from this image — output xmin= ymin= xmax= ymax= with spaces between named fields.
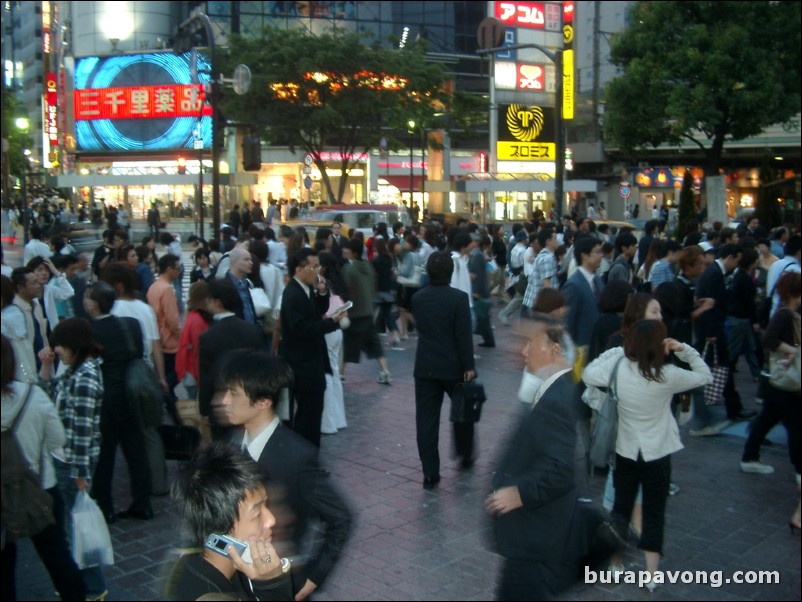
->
xmin=768 ymin=309 xmax=801 ymax=392
xmin=588 ymin=356 xmax=624 ymax=469
xmin=118 ymin=319 xmax=164 ymax=429
xmin=248 ymin=279 xmax=272 ymax=317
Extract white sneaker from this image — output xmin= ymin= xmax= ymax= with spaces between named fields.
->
xmin=740 ymin=460 xmax=775 ymax=474
xmin=377 ymin=371 xmax=391 ymax=385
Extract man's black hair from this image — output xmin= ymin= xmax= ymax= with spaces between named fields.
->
xmin=86 ymin=281 xmax=117 ymax=314
xmin=207 ymin=278 xmax=243 ymax=314
xmin=158 ymin=253 xmax=179 ymax=274
xmin=573 ymin=235 xmax=601 ymax=265
xmin=219 ymin=351 xmax=294 ymax=407
xmin=426 ymin=251 xmax=454 ymax=285
xmin=288 ymin=248 xmax=317 ymax=276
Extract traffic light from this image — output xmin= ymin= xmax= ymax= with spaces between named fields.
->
xmin=242 ymin=135 xmax=261 ymax=171
xmin=177 ymin=157 xmax=187 ymax=175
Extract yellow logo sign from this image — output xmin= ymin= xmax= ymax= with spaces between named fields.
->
xmin=497 ymin=141 xmax=556 ymax=161
xmin=506 ymin=104 xmax=546 ymax=142
xmin=563 ymin=24 xmax=574 ymax=45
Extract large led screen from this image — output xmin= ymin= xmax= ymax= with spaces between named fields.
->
xmin=73 ymin=51 xmax=213 ymax=153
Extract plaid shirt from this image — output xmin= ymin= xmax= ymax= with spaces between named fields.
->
xmin=49 ymin=357 xmax=104 ymax=479
xmin=523 ymin=249 xmax=557 ymax=309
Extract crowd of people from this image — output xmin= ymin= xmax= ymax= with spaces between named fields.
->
xmin=1 ymin=206 xmax=800 ymax=600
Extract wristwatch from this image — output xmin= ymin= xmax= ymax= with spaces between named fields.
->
xmin=280 ymin=557 xmax=291 ymax=574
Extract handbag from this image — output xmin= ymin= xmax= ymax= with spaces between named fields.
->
xmin=514 ymin=272 xmax=529 ymax=296
xmin=397 ymin=257 xmax=422 ymax=287
xmin=118 ymin=319 xmax=164 ymax=429
xmin=449 ymin=380 xmax=487 ymax=423
xmin=768 ymin=309 xmax=801 ymax=392
xmin=249 ymin=283 xmax=272 ymax=317
xmin=71 ymin=491 xmax=114 ymax=569
xmin=702 ymin=341 xmax=729 ymax=406
xmin=588 ymin=356 xmax=624 ymax=469
xmin=159 ymin=424 xmax=201 ymax=461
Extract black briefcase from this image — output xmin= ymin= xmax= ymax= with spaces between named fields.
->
xmin=159 ymin=424 xmax=201 ymax=461
xmin=449 ymin=381 xmax=487 ymax=423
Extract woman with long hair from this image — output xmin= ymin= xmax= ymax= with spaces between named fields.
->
xmin=372 ymin=237 xmax=402 ymax=349
xmin=319 ymin=251 xmax=348 ymax=434
xmin=38 ymin=317 xmax=107 ymax=599
xmin=176 ymin=281 xmax=212 ymax=399
xmin=1 ymin=335 xmax=86 ymax=602
xmin=583 ymin=320 xmax=712 ymax=590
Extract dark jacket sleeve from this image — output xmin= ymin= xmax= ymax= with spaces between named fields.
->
xmin=763 ymin=307 xmax=800 ymax=352
xmin=296 ymin=450 xmax=352 ymax=588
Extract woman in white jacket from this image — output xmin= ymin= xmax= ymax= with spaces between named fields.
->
xmin=582 ymin=319 xmax=712 ymax=590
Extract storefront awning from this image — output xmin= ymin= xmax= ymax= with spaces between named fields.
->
xmin=47 ymin=173 xmax=258 ymax=188
xmin=379 ymin=175 xmax=425 ymax=191
xmin=456 ymin=178 xmax=601 ymax=194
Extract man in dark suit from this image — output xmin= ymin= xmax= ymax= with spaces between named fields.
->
xmin=486 ymin=313 xmax=587 ymax=600
xmin=280 ymin=248 xmax=345 ymax=449
xmin=330 ymin=221 xmax=349 ymax=266
xmin=218 ymin=351 xmax=352 ymax=601
xmin=694 ymin=243 xmax=755 ymax=421
xmin=411 ymin=251 xmax=476 ymax=489
xmin=84 ymin=281 xmax=153 ymax=522
xmin=563 ymin=235 xmax=605 ymax=351
xmin=199 ymin=278 xmax=264 ymax=440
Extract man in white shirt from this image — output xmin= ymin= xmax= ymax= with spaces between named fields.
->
xmin=449 ymin=232 xmax=474 ymax=307
xmin=23 ymin=225 xmax=52 ymax=265
xmin=766 ymin=234 xmax=800 ymax=316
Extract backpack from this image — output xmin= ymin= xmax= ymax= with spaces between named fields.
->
xmin=1 ymin=386 xmax=55 ymax=543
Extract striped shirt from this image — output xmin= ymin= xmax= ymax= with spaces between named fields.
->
xmin=523 ymin=249 xmax=557 ymax=309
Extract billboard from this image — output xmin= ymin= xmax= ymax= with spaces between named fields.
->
xmin=497 ymin=103 xmax=556 ymax=161
xmin=73 ymin=51 xmax=212 ymax=154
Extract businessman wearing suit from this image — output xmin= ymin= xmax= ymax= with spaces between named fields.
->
xmin=84 ymin=281 xmax=153 ymax=522
xmin=411 ymin=251 xmax=476 ymax=489
xmin=486 ymin=314 xmax=586 ymax=600
xmin=199 ymin=278 xmax=264 ymax=440
xmin=280 ymin=248 xmax=344 ymax=448
xmin=694 ymin=243 xmax=755 ymax=421
xmin=562 ymin=235 xmax=605 ymax=349
xmin=219 ymin=351 xmax=352 ymax=601
xmin=330 ymin=221 xmax=349 ymax=265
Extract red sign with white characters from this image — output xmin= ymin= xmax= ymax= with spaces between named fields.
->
xmin=495 ymin=1 xmax=546 ymax=29
xmin=45 ymin=73 xmax=58 ymax=144
xmin=74 ymin=84 xmax=212 ymax=121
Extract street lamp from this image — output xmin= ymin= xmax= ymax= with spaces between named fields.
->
xmin=477 ymin=41 xmax=566 ymax=220
xmin=407 ymin=119 xmax=416 ymax=206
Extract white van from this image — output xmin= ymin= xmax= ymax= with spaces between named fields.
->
xmin=313 ymin=204 xmax=410 ymax=238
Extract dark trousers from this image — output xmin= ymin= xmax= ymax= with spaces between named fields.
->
xmin=473 ymin=298 xmax=495 ymax=345
xmin=742 ymin=384 xmax=801 ymax=474
xmin=0 ymin=486 xmax=86 ymax=602
xmin=164 ymin=352 xmax=179 ymax=423
xmin=415 ymin=378 xmax=474 ymax=479
xmin=92 ymin=403 xmax=152 ymax=516
xmin=498 ymin=558 xmax=576 ymax=601
xmin=292 ymin=387 xmax=325 ymax=449
xmin=612 ymin=453 xmax=671 ymax=554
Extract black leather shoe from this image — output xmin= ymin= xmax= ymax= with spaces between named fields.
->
xmin=460 ymin=457 xmax=475 ymax=470
xmin=117 ymin=508 xmax=154 ymax=521
xmin=478 ymin=342 xmax=495 ymax=348
xmin=422 ymin=476 xmax=441 ymax=490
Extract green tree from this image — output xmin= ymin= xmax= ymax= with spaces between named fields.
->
xmin=2 ymin=86 xmax=34 ymax=205
xmin=675 ymin=169 xmax=696 ymax=240
xmin=220 ymin=27 xmax=455 ymax=204
xmin=603 ymin=1 xmax=801 ymax=221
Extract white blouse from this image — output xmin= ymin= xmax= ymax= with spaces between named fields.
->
xmin=582 ymin=345 xmax=712 ymax=462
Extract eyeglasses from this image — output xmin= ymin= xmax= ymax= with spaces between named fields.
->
xmin=304 ymin=264 xmax=321 ymax=271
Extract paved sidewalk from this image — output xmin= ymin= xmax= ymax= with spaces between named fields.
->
xmin=15 ymin=310 xmax=801 ymax=601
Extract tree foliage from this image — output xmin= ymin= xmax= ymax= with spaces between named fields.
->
xmin=603 ymin=1 xmax=801 ymax=172
xmin=219 ymin=26 xmax=456 ymax=203
xmin=2 ymin=87 xmax=34 ymax=189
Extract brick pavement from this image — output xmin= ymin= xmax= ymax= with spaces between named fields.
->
xmin=15 ymin=309 xmax=801 ymax=601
